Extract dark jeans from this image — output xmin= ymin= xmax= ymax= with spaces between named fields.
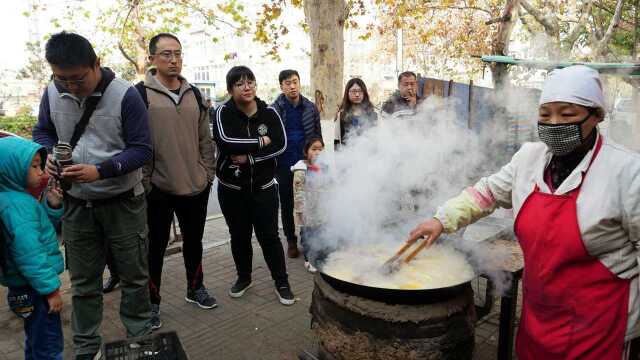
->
xmin=147 ymin=184 xmax=211 ymax=305
xmin=218 ymin=184 xmax=288 ymax=286
xmin=275 ymin=166 xmax=296 ymax=243
xmin=8 ymin=286 xmax=63 ymax=360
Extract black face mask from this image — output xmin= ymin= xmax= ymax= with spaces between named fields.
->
xmin=537 ymin=110 xmax=594 ymax=156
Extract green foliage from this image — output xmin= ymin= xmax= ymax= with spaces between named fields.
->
xmin=0 ymin=115 xmax=37 ymax=139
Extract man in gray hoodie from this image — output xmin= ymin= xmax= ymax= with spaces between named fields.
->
xmin=138 ymin=33 xmax=217 ymax=330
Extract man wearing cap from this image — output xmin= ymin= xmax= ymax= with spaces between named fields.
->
xmin=406 ymin=65 xmax=640 ymax=359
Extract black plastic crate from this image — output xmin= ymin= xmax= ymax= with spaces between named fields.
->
xmin=103 ymin=331 xmax=189 ymax=360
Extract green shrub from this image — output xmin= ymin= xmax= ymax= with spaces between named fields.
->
xmin=0 ymin=115 xmax=37 ymax=138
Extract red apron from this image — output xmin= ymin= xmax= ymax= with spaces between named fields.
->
xmin=514 ymin=137 xmax=631 ymax=360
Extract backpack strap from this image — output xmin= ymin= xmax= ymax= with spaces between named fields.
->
xmin=69 ymin=75 xmax=115 ymax=149
xmin=190 ymin=85 xmax=207 ymax=113
xmin=134 ymin=81 xmax=149 ymax=109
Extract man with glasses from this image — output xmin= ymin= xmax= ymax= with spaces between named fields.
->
xmin=271 ymin=70 xmax=322 ymax=259
xmin=381 ymin=71 xmax=424 ymax=119
xmin=136 ymin=33 xmax=216 ymax=330
xmin=32 ymin=31 xmax=152 ymax=360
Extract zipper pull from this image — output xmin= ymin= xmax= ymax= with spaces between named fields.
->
xmin=176 ymin=104 xmax=181 ymax=114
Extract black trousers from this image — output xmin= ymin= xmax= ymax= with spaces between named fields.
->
xmin=275 ymin=166 xmax=296 ymax=243
xmin=147 ymin=184 xmax=211 ymax=305
xmin=218 ymin=184 xmax=288 ymax=286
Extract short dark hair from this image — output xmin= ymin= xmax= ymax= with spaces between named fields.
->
xmin=45 ymin=31 xmax=97 ymax=69
xmin=149 ymin=33 xmax=181 ymax=55
xmin=398 ymin=71 xmax=417 ymax=83
xmin=279 ymin=69 xmax=300 ymax=84
xmin=226 ymin=66 xmax=256 ymax=92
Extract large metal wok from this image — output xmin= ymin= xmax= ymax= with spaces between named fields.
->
xmin=317 ymin=235 xmax=476 ymax=305
xmin=318 ymin=269 xmax=474 ymax=305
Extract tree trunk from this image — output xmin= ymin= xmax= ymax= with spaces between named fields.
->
xmin=118 ymin=0 xmax=147 ymax=79
xmin=304 ymin=0 xmax=346 ymax=121
xmin=490 ymin=0 xmax=520 ymax=89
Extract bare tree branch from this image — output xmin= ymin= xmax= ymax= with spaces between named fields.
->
xmin=520 ymin=0 xmax=557 ymax=36
xmin=518 ymin=9 xmax=536 ymax=34
xmin=165 ymin=0 xmax=242 ymax=30
xmin=118 ymin=42 xmax=137 ymax=67
xmin=594 ymin=0 xmax=624 ymax=57
xmin=117 ymin=1 xmax=138 ymax=70
xmin=562 ymin=0 xmax=592 ymax=52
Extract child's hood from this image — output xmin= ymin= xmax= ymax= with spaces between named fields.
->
xmin=291 ymin=160 xmax=307 ymax=172
xmin=0 ymin=137 xmax=47 ymax=192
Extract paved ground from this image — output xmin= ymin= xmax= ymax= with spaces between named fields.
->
xmin=0 ymin=216 xmax=514 ymax=360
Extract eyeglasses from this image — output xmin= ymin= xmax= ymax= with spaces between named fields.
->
xmin=234 ymin=80 xmax=256 ymax=89
xmin=52 ymin=70 xmax=91 ymax=87
xmin=155 ymin=50 xmax=183 ymax=60
xmin=348 ymin=89 xmax=363 ymax=95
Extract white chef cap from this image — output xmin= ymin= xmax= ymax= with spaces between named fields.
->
xmin=539 ymin=65 xmax=606 ymax=110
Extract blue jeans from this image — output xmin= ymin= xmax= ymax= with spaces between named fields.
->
xmin=8 ymin=286 xmax=64 ymax=360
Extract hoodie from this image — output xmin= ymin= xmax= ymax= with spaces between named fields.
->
xmin=0 ymin=137 xmax=64 ymax=294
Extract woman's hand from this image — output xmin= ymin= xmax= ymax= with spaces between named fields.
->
xmin=407 ymin=218 xmax=444 ymax=246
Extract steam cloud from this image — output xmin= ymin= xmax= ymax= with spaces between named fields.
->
xmin=305 ymin=89 xmax=539 ymax=296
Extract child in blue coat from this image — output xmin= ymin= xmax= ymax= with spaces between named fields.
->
xmin=0 ymin=136 xmax=64 ymax=359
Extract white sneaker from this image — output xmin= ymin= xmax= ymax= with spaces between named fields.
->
xmin=304 ymin=261 xmax=317 ymax=273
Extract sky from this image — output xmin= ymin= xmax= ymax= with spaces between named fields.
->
xmin=0 ymin=0 xmax=311 ymax=72
xmin=2 ymin=2 xmax=31 ymax=70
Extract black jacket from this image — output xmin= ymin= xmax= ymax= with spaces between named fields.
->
xmin=381 ymin=93 xmax=424 ymax=117
xmin=212 ymin=97 xmax=286 ymax=191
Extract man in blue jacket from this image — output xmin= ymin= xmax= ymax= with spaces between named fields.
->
xmin=271 ymin=70 xmax=322 ymax=258
xmin=32 ymin=31 xmax=152 ymax=359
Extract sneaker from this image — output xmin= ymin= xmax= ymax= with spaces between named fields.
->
xmin=304 ymin=261 xmax=317 ymax=273
xmin=275 ymin=285 xmax=295 ymax=306
xmin=102 ymin=276 xmax=120 ymax=293
xmin=228 ymin=278 xmax=252 ymax=298
xmin=287 ymin=243 xmax=300 ymax=258
xmin=150 ymin=304 xmax=162 ymax=330
xmin=186 ymin=286 xmax=218 ymax=309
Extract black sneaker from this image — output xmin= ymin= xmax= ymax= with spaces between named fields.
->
xmin=102 ymin=276 xmax=119 ymax=293
xmin=275 ymin=285 xmax=295 ymax=306
xmin=186 ymin=286 xmax=218 ymax=309
xmin=228 ymin=278 xmax=252 ymax=298
xmin=150 ymin=304 xmax=162 ymax=330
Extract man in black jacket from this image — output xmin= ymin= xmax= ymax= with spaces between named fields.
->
xmin=212 ymin=66 xmax=294 ymax=305
xmin=381 ymin=71 xmax=424 ymax=118
xmin=271 ymin=70 xmax=322 ymax=258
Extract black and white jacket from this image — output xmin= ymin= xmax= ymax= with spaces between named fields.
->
xmin=213 ymin=97 xmax=286 ymax=191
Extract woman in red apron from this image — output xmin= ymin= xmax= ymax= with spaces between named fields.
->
xmin=408 ymin=65 xmax=640 ymax=359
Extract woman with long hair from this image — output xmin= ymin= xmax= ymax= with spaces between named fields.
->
xmin=334 ymin=78 xmax=378 ymax=147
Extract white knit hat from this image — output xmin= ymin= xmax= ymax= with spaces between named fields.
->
xmin=539 ymin=65 xmax=606 ymax=110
